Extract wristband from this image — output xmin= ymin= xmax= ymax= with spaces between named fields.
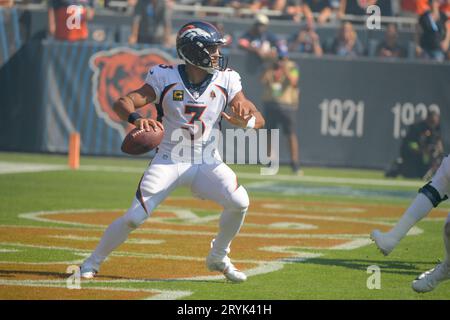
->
xmin=128 ymin=112 xmax=143 ymax=125
xmin=246 ymin=115 xmax=256 ymax=129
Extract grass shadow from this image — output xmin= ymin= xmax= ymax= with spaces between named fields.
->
xmin=0 ymin=269 xmax=227 ymax=285
xmin=297 ymin=258 xmax=438 ymax=277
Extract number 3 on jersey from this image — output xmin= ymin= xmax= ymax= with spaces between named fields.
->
xmin=184 ymin=104 xmax=207 ymax=135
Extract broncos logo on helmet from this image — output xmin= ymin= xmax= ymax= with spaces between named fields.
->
xmin=176 ymin=21 xmax=228 ymax=74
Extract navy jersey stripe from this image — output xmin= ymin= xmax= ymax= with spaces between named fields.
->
xmin=135 ymin=174 xmax=148 ymax=214
xmin=156 ymin=83 xmax=177 ymax=122
xmin=215 ymin=84 xmax=228 ymax=131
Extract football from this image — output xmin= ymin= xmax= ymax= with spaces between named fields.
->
xmin=121 ymin=127 xmax=164 ymax=155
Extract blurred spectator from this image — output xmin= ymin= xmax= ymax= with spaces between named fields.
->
xmin=416 ymin=0 xmax=450 ymax=61
xmin=330 ymin=21 xmax=365 ymax=56
xmin=239 ymin=13 xmax=279 ymax=72
xmin=340 ymin=0 xmax=376 ymax=16
xmin=261 ymin=48 xmax=302 ymax=174
xmin=238 ymin=13 xmax=278 ymax=58
xmin=129 ymin=0 xmax=173 ymax=47
xmin=48 ymin=0 xmax=94 ymax=41
xmin=376 ymin=23 xmax=406 ymax=58
xmin=0 ymin=0 xmax=14 ymax=7
xmin=385 ymin=111 xmax=444 ymax=180
xmin=272 ymin=0 xmax=289 ymax=11
xmin=288 ymin=20 xmax=323 ymax=55
xmin=200 ymin=0 xmax=237 ymax=14
xmin=339 ymin=0 xmax=393 ymax=17
xmin=225 ymin=0 xmax=254 ymax=11
xmin=441 ymin=0 xmax=450 ymax=18
xmin=302 ymin=0 xmax=337 ymax=25
xmin=217 ymin=0 xmax=278 ymax=13
xmin=243 ymin=0 xmax=288 ymax=11
xmin=198 ymin=0 xmax=243 ymax=17
xmin=401 ymin=0 xmax=431 ymax=16
xmin=103 ymin=0 xmax=130 ymax=11
xmin=215 ymin=22 xmax=233 ymax=48
xmin=284 ymin=0 xmax=304 ymax=22
xmin=202 ymin=0 xmax=226 ymax=5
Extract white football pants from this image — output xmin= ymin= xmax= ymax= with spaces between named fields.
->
xmin=85 ymin=151 xmax=249 ymax=270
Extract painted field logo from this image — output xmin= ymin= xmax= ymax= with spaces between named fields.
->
xmin=1 ymin=198 xmax=435 ymax=298
xmin=89 ymin=48 xmax=175 ymax=138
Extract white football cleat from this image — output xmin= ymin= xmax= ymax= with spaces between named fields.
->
xmin=370 ymin=230 xmax=398 ymax=256
xmin=412 ymin=262 xmax=450 ymax=293
xmin=80 ymin=261 xmax=98 ymax=279
xmin=206 ymin=254 xmax=247 ymax=283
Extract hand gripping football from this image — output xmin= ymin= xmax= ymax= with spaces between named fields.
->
xmin=121 ymin=127 xmax=164 ymax=155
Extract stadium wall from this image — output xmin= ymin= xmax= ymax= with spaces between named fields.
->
xmin=0 ymin=40 xmax=448 ymax=169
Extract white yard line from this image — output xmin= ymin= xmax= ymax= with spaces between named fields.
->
xmin=236 ymin=172 xmax=422 ymax=187
xmin=0 ymin=160 xmax=422 ymax=188
xmin=0 ymin=161 xmax=66 ymax=174
xmin=80 ymin=164 xmax=422 ymax=187
xmin=82 ymin=165 xmax=423 ymax=188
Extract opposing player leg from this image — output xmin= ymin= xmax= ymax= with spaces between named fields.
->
xmin=371 ymin=155 xmax=450 ymax=256
xmin=191 ymin=162 xmax=249 ymax=282
xmin=80 ymin=154 xmax=180 ymax=278
xmin=412 ymin=213 xmax=450 ymax=293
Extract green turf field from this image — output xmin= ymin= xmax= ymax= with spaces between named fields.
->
xmin=0 ymin=151 xmax=449 ymax=300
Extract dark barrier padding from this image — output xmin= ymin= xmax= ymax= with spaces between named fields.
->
xmin=0 ymin=40 xmax=45 ymax=152
xmin=0 ymin=7 xmax=23 ymax=67
xmin=229 ymin=53 xmax=450 ymax=168
xmin=0 ymin=40 xmax=448 ymax=169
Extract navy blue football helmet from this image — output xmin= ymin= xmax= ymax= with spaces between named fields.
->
xmin=176 ymin=21 xmax=228 ymax=73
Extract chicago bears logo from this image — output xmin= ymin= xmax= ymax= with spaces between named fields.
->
xmin=89 ymin=48 xmax=175 ymax=138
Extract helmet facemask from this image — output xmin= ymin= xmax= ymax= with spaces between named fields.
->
xmin=177 ymin=40 xmax=228 ymax=74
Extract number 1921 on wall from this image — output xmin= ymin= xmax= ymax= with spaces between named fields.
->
xmin=319 ymin=99 xmax=364 ymax=137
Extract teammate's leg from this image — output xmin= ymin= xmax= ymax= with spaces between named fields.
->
xmin=191 ymin=162 xmax=249 ymax=282
xmin=444 ymin=216 xmax=450 ymax=266
xmin=280 ymin=107 xmax=301 ymax=174
xmin=264 ymin=103 xmax=279 ymax=164
xmin=80 ymin=154 xmax=180 ymax=277
xmin=288 ymin=132 xmax=300 ymax=173
xmin=412 ymin=213 xmax=450 ymax=293
xmin=371 ymin=155 xmax=450 ymax=256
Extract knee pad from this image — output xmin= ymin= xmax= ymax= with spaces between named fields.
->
xmin=123 ymin=201 xmax=148 ymax=229
xmin=226 ymin=185 xmax=250 ymax=213
xmin=419 ymin=182 xmax=449 ymax=208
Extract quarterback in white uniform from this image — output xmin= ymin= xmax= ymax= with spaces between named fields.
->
xmin=372 ymin=155 xmax=450 ymax=292
xmin=80 ymin=21 xmax=265 ymax=282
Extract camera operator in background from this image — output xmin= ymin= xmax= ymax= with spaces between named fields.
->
xmin=261 ymin=47 xmax=302 ymax=175
xmin=386 ymin=111 xmax=444 ymax=180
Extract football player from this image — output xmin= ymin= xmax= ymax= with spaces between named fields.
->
xmin=371 ymin=155 xmax=450 ymax=292
xmin=79 ymin=21 xmax=265 ymax=282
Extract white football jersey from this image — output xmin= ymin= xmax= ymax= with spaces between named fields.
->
xmin=145 ymin=63 xmax=242 ymax=162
